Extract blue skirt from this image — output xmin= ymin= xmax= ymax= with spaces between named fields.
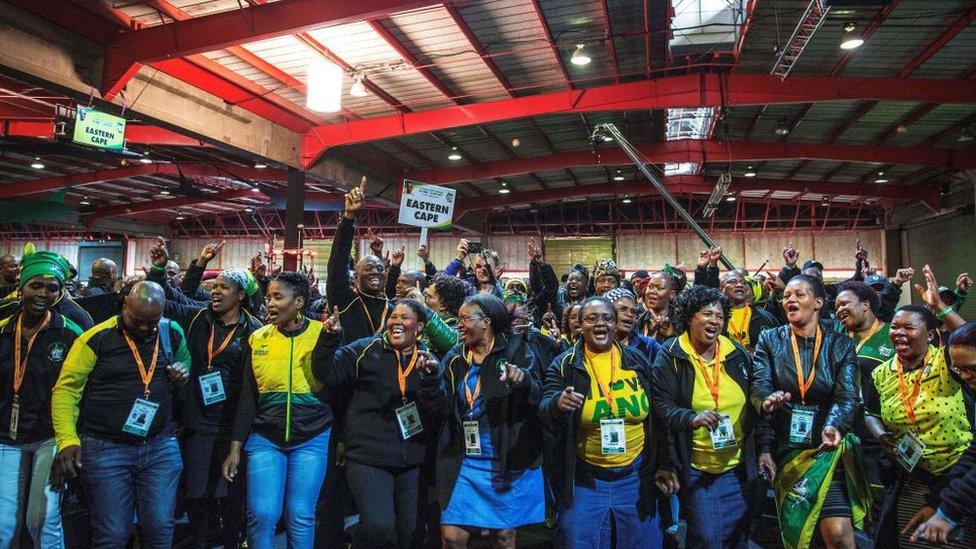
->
xmin=442 ymin=457 xmax=545 ymax=530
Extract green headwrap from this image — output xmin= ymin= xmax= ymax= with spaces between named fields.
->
xmin=219 ymin=268 xmax=259 ymax=297
xmin=19 ymin=249 xmax=71 ymax=289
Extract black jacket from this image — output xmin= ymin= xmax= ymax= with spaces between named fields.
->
xmin=750 ymin=322 xmax=859 ymax=454
xmin=326 ymin=217 xmax=393 ymax=344
xmin=693 ymin=265 xmax=719 ymax=288
xmin=424 ymin=333 xmax=542 ymax=510
xmin=651 ymin=336 xmax=770 ymax=485
xmin=179 ymin=260 xmax=216 ymax=303
xmin=528 ymin=260 xmax=559 ymax=327
xmin=316 ymin=335 xmax=441 ymax=469
xmin=0 ymin=292 xmax=93 ymax=332
xmin=540 ymin=341 xmax=673 ymax=513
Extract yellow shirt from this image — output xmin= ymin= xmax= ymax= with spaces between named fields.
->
xmin=679 ymin=334 xmax=747 ymax=473
xmin=727 ymin=306 xmax=752 ymax=349
xmin=577 ymin=345 xmax=649 ymax=467
xmin=870 ymin=345 xmax=973 ymax=474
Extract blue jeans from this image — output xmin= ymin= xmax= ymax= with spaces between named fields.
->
xmin=556 ymin=458 xmax=663 ymax=549
xmin=244 ymin=429 xmax=331 ymax=549
xmin=684 ymin=466 xmax=750 ymax=549
xmin=81 ymin=435 xmax=183 ymax=549
xmin=0 ymin=439 xmax=64 ymax=548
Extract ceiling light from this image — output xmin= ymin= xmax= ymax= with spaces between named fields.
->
xmin=448 ymin=147 xmax=462 ymax=161
xmin=306 ymin=58 xmax=344 ymax=113
xmin=958 ymin=134 xmax=974 ymax=142
xmin=602 ymin=135 xmax=613 ymax=142
xmin=744 ymin=170 xmax=757 ymax=178
xmin=613 ymin=171 xmax=625 ymax=181
xmin=821 ymin=199 xmax=830 ymax=207
xmin=726 ymin=195 xmax=736 ymax=202
xmin=139 ymin=157 xmax=153 ymax=164
xmin=244 ymin=207 xmax=254 ymax=213
xmin=30 ymin=157 xmax=44 ymax=169
xmin=621 ymin=197 xmax=632 ymax=204
xmin=79 ymin=200 xmax=90 ymax=206
xmin=159 ymin=190 xmax=171 ymax=195
xmin=840 ymin=23 xmax=864 ymax=50
xmin=499 ymin=188 xmax=510 ymax=194
xmin=775 ymin=126 xmax=790 ymax=136
xmin=570 ymin=44 xmax=591 ymax=66
xmin=254 ymin=162 xmax=268 ymax=169
xmin=875 ymin=178 xmax=888 ymax=184
xmin=349 ymin=74 xmax=369 ymax=98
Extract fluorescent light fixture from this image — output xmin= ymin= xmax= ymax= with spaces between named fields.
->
xmin=254 ymin=162 xmax=268 ymax=169
xmin=726 ymin=195 xmax=736 ymax=202
xmin=448 ymin=147 xmax=462 ymax=161
xmin=874 ymin=178 xmax=888 ymax=184
xmin=30 ymin=159 xmax=44 ymax=169
xmin=602 ymin=135 xmax=613 ymax=142
xmin=350 ymin=75 xmax=369 ymax=98
xmin=159 ymin=190 xmax=171 ymax=195
xmin=244 ymin=207 xmax=254 ymax=213
xmin=621 ymin=197 xmax=632 ymax=204
xmin=139 ymin=157 xmax=153 ymax=164
xmin=613 ymin=171 xmax=625 ymax=181
xmin=79 ymin=200 xmax=90 ymax=206
xmin=570 ymin=44 xmax=591 ymax=66
xmin=744 ymin=170 xmax=757 ymax=178
xmin=499 ymin=188 xmax=510 ymax=194
xmin=775 ymin=126 xmax=790 ymax=136
xmin=306 ymin=58 xmax=344 ymax=113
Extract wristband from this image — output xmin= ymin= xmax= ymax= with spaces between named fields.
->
xmin=936 ymin=306 xmax=953 ymax=319
xmin=150 ymin=264 xmax=165 ymax=272
xmin=936 ymin=507 xmax=958 ymax=527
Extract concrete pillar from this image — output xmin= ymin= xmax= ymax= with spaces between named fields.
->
xmin=283 ymin=169 xmax=305 ymax=272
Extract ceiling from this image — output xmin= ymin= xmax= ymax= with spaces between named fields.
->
xmin=1 ymin=0 xmax=975 ymax=236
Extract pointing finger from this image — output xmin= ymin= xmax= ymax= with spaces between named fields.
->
xmin=359 ymin=176 xmax=367 ymax=193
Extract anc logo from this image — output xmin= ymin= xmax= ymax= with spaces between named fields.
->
xmin=48 ymin=342 xmax=67 ymax=361
xmin=878 ymin=344 xmax=894 ymax=358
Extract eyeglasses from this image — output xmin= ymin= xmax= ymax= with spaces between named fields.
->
xmin=581 ymin=314 xmax=615 ymax=325
xmin=458 ymin=314 xmax=485 ymax=326
xmin=949 ymin=363 xmax=976 ymax=376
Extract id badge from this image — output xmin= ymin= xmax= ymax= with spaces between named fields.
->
xmin=896 ymin=431 xmax=926 ymax=472
xmin=463 ymin=421 xmax=481 ymax=456
xmin=710 ymin=413 xmax=737 ymax=450
xmin=122 ymin=398 xmax=159 ymax=437
xmin=395 ymin=401 xmax=423 ymax=440
xmin=789 ymin=405 xmax=816 ymax=445
xmin=600 ymin=418 xmax=626 ymax=455
xmin=9 ymin=401 xmax=19 ymax=441
xmin=199 ymin=371 xmax=227 ymax=406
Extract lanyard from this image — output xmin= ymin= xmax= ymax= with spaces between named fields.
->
xmin=790 ymin=326 xmax=822 ymax=405
xmin=463 ymin=338 xmax=494 ymax=417
xmin=690 ymin=341 xmax=722 ymax=410
xmin=207 ymin=323 xmax=239 ymax=369
xmin=587 ymin=345 xmax=620 ymax=410
xmin=13 ymin=312 xmax=52 ymax=398
xmin=895 ymin=350 xmax=929 ymax=430
xmin=123 ymin=330 xmax=160 ymax=397
xmin=393 ymin=346 xmax=419 ymax=403
xmin=852 ymin=319 xmax=882 ymax=354
xmin=361 ymin=296 xmax=389 ymax=335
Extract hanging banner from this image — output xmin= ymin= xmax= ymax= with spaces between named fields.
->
xmin=72 ymin=106 xmax=126 ymax=151
xmin=398 ymin=179 xmax=456 ymax=230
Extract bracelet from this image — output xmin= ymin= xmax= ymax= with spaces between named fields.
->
xmin=936 ymin=508 xmax=958 ymax=527
xmin=936 ymin=306 xmax=953 ymax=319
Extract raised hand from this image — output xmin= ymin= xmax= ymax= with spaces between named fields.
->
xmin=405 ymin=281 xmax=424 ymax=302
xmin=708 ymin=246 xmax=723 ymax=267
xmin=149 ymin=236 xmax=169 ymax=267
xmin=366 ymin=228 xmax=384 ymax=257
xmin=854 ymin=238 xmax=868 ymax=262
xmin=417 ymin=350 xmax=439 ymax=376
xmin=343 ymin=177 xmax=367 ymax=219
xmin=956 ymin=272 xmax=972 ymax=294
xmin=527 ymin=237 xmax=543 ymax=263
xmin=199 ymin=240 xmax=226 ymax=265
xmin=455 ymin=238 xmax=469 ymax=260
xmin=782 ymin=243 xmax=799 ymax=267
xmin=417 ymin=245 xmax=430 ymax=261
xmin=498 ymin=360 xmax=526 ymax=388
xmin=696 ymin=249 xmax=709 ymax=269
xmin=390 ymin=246 xmax=406 ymax=267
xmin=915 ymin=264 xmax=945 ymax=311
xmin=763 ymin=275 xmax=786 ymax=294
xmin=542 ymin=304 xmax=560 ymax=339
xmin=893 ymin=267 xmax=915 ymax=286
xmin=322 ymin=306 xmax=341 ymax=334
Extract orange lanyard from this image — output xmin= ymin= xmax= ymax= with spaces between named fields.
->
xmin=393 ymin=346 xmax=419 ymax=403
xmin=587 ymin=346 xmax=620 ymax=409
xmin=207 ymin=323 xmax=239 ymax=369
xmin=895 ymin=350 xmax=929 ymax=429
xmin=361 ymin=297 xmax=389 ymax=335
xmin=123 ymin=330 xmax=160 ymax=397
xmin=790 ymin=326 xmax=822 ymax=405
xmin=691 ymin=342 xmax=722 ymax=410
xmin=463 ymin=339 xmax=494 ymax=416
xmin=13 ymin=312 xmax=52 ymax=398
xmin=851 ymin=319 xmax=882 ymax=354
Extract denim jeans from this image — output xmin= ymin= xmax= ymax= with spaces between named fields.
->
xmin=556 ymin=457 xmax=663 ymax=549
xmin=244 ymin=429 xmax=331 ymax=549
xmin=81 ymin=435 xmax=183 ymax=549
xmin=684 ymin=466 xmax=750 ymax=549
xmin=0 ymin=438 xmax=64 ymax=548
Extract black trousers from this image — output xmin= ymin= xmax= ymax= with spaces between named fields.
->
xmin=345 ymin=461 xmax=421 ymax=549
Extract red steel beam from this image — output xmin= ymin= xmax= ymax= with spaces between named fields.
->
xmin=405 ymin=140 xmax=976 ymax=184
xmin=3 ymin=121 xmax=210 ymax=147
xmin=101 ymin=0 xmax=442 ymax=98
xmin=456 ymin=175 xmax=935 ymax=212
xmin=0 ymin=163 xmax=287 ymax=199
xmin=302 ymin=74 xmax=976 ymax=166
xmin=86 ymin=188 xmax=270 ymax=224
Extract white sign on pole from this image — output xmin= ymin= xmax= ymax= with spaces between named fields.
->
xmin=398 ymin=179 xmax=456 ymax=230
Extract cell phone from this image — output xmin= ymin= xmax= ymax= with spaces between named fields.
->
xmin=468 ymin=242 xmax=483 ymax=255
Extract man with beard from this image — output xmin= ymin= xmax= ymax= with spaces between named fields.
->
xmin=720 ymin=270 xmax=776 ymax=353
xmin=326 ymin=178 xmax=394 ymax=345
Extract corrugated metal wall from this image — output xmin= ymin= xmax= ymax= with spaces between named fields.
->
xmin=901 ymin=212 xmax=975 ymax=304
xmin=1 ymin=240 xmax=80 ymax=267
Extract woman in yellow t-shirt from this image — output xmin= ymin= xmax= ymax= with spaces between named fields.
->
xmin=652 ymin=286 xmax=762 ymax=548
xmin=864 ymin=305 xmax=975 ymax=548
xmin=541 ymin=296 xmax=677 ymax=548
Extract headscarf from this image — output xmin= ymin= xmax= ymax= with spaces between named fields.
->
xmin=219 ymin=268 xmax=259 ymax=297
xmin=662 ymin=263 xmax=688 ymax=293
xmin=604 ymin=287 xmax=636 ymax=304
xmin=593 ymin=258 xmax=621 ymax=282
xmin=18 ymin=245 xmax=71 ymax=289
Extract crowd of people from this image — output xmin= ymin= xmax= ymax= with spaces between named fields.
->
xmin=0 ymin=177 xmax=974 ymax=549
